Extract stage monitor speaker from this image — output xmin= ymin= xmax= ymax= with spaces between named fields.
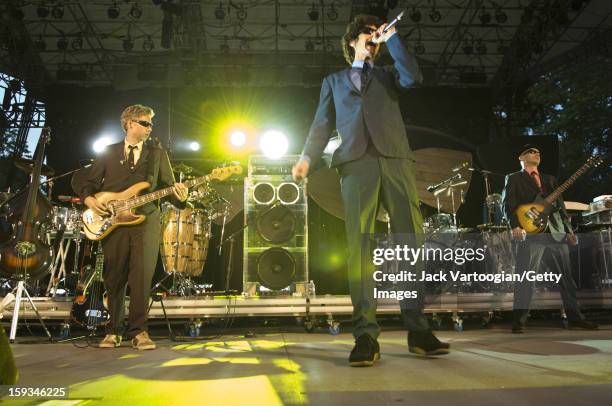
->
xmin=243 ymin=155 xmax=308 ymax=295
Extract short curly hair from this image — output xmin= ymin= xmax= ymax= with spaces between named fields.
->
xmin=120 ymin=104 xmax=155 ymax=132
xmin=342 ymin=14 xmax=383 ymax=65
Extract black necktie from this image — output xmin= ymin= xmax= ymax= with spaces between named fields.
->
xmin=361 ymin=63 xmax=371 ymax=89
xmin=127 ymin=145 xmax=137 ymax=170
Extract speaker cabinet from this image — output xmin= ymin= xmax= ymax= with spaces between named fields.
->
xmin=243 ymin=155 xmax=308 ymax=295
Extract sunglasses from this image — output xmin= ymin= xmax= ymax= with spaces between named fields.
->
xmin=525 ymin=149 xmax=540 ymax=154
xmin=133 ymin=120 xmax=153 ymax=128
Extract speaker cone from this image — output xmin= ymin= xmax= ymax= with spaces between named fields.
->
xmin=253 ymin=182 xmax=275 ymax=205
xmin=277 ymin=182 xmax=300 ymax=205
xmin=256 ymin=205 xmax=296 ymax=244
xmin=257 ymin=247 xmax=296 ymax=290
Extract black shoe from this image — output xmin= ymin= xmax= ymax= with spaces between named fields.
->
xmin=408 ymin=330 xmax=450 ymax=356
xmin=512 ymin=322 xmax=526 ymax=334
xmin=349 ymin=334 xmax=380 ymax=367
xmin=568 ymin=320 xmax=599 ymax=330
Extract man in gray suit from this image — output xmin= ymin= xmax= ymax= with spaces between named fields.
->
xmin=293 ymin=15 xmax=449 ymax=367
xmin=502 ymin=144 xmax=598 ymax=333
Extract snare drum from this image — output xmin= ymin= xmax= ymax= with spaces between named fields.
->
xmin=423 ymin=213 xmax=454 ymax=234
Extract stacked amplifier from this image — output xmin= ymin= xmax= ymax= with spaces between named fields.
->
xmin=243 ymin=155 xmax=308 ymax=295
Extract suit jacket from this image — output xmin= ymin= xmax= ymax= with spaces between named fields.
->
xmin=502 ymin=169 xmax=572 ymax=241
xmin=301 ymin=34 xmax=422 ymax=167
xmin=72 ymin=139 xmax=182 ymax=215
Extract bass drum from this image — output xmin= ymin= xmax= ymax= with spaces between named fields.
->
xmin=160 ymin=204 xmax=211 ymax=277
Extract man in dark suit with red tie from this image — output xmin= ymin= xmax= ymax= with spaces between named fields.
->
xmin=293 ymin=15 xmax=449 ymax=367
xmin=502 ymin=144 xmax=598 ymax=333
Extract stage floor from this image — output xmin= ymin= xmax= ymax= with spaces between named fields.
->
xmin=4 ymin=324 xmax=612 ymax=405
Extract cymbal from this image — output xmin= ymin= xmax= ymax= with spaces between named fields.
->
xmin=13 ymin=158 xmax=55 ymax=177
xmin=173 ymin=162 xmax=193 ymax=174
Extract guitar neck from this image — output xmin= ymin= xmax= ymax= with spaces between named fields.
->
xmin=544 ymin=162 xmax=592 ymax=204
xmin=123 ymin=174 xmax=211 ymax=210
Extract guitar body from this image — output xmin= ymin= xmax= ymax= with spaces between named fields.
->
xmin=71 ymin=280 xmax=109 ymax=328
xmin=71 ymin=244 xmax=109 ymax=328
xmin=81 ymin=182 xmax=150 ymax=241
xmin=515 ymin=194 xmax=552 ymax=234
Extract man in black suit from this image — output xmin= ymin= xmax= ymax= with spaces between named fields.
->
xmin=293 ymin=15 xmax=449 ymax=367
xmin=502 ymin=144 xmax=598 ymax=333
xmin=72 ymin=105 xmax=188 ymax=349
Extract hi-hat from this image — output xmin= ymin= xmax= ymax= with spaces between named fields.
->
xmin=13 ymin=158 xmax=55 ymax=177
xmin=173 ymin=162 xmax=193 ymax=174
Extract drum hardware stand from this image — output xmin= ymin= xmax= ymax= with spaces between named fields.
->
xmin=4 ymin=245 xmax=53 ymax=343
xmin=147 ymin=291 xmax=175 ymax=341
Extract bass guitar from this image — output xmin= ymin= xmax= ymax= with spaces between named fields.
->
xmin=0 ymin=127 xmax=53 ymax=280
xmin=515 ymin=155 xmax=604 ymax=233
xmin=81 ymin=165 xmax=242 ymax=241
xmin=70 ymin=243 xmax=109 ymax=328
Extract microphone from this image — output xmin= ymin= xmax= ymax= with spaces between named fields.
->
xmin=369 ymin=11 xmax=405 ymax=44
xmin=452 ymin=161 xmax=470 ymax=172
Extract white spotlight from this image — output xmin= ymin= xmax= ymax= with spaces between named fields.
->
xmin=259 ymin=129 xmax=289 ymax=159
xmin=189 ymin=141 xmax=201 ymax=151
xmin=92 ymin=136 xmax=112 ymax=154
xmin=230 ymin=131 xmax=246 ymax=147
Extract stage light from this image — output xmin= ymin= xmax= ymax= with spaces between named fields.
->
xmin=189 ymin=141 xmax=200 ymax=151
xmin=409 ymin=7 xmax=421 ymax=23
xmin=305 ymin=39 xmax=315 ymax=52
xmin=324 ymin=41 xmax=334 ymax=52
xmin=308 ymin=3 xmax=319 ymax=21
xmin=462 ymin=40 xmax=473 ymax=55
xmin=37 ymin=3 xmax=49 ymax=18
xmin=476 ymin=40 xmax=487 ymax=55
xmin=236 ymin=5 xmax=247 ymax=21
xmin=34 ymin=35 xmax=46 ymax=51
xmin=495 ymin=8 xmax=508 ymax=23
xmin=327 ymin=4 xmax=338 ymax=21
xmin=143 ymin=35 xmax=154 ymax=51
xmin=415 ymin=42 xmax=425 ymax=55
xmin=51 ymin=3 xmax=64 ymax=19
xmin=429 ymin=8 xmax=442 ymax=23
xmin=71 ymin=35 xmax=83 ymax=50
xmin=108 ymin=2 xmax=120 ymax=19
xmin=260 ymin=130 xmax=289 ymax=159
xmin=230 ymin=131 xmax=247 ymax=147
xmin=123 ymin=37 xmax=134 ymax=52
xmin=130 ymin=2 xmax=143 ymax=19
xmin=93 ymin=137 xmax=112 ymax=154
xmin=239 ymin=39 xmax=250 ymax=51
xmin=57 ymin=36 xmax=68 ymax=51
xmin=215 ymin=2 xmax=226 ymax=20
xmin=571 ymin=0 xmax=584 ymax=11
xmin=479 ymin=7 xmax=491 ymax=24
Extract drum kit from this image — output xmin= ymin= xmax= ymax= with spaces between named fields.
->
xmin=423 ymin=162 xmax=515 ymax=294
xmin=0 ymin=158 xmax=231 ymax=299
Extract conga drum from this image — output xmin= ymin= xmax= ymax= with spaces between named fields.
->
xmin=160 ymin=204 xmax=196 ymax=274
xmin=187 ymin=210 xmax=212 ymax=277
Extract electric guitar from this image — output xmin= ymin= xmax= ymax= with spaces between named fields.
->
xmin=515 ymin=156 xmax=604 ymax=233
xmin=81 ymin=165 xmax=242 ymax=241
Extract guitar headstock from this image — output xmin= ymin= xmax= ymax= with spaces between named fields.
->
xmin=587 ymin=155 xmax=604 ymax=168
xmin=210 ymin=165 xmax=243 ymax=182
